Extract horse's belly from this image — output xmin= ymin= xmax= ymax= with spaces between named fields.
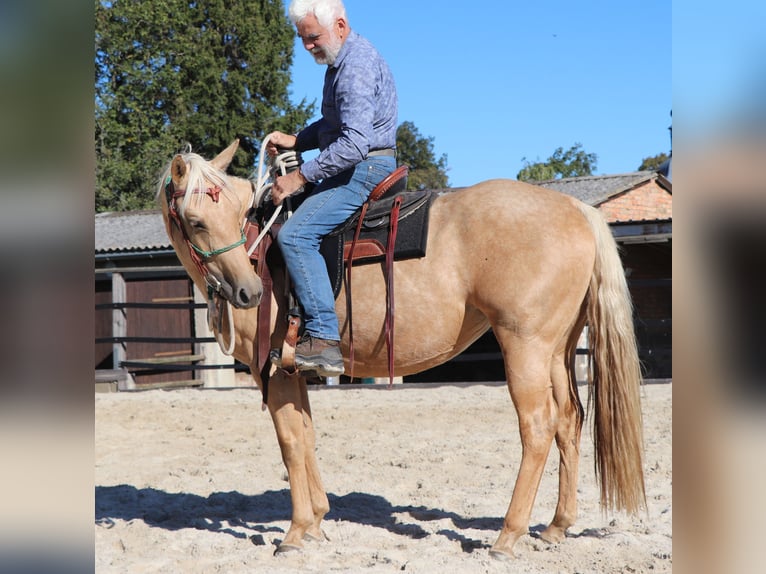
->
xmin=338 ymin=272 xmax=490 ymax=377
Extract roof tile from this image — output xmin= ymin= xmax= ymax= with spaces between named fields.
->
xmin=95 ymin=210 xmax=170 ymax=253
xmin=536 ymin=171 xmax=658 ymax=206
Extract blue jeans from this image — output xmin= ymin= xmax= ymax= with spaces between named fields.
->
xmin=276 ymin=156 xmax=396 ymax=341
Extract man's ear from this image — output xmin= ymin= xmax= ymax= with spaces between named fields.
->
xmin=336 ymin=17 xmax=349 ymax=40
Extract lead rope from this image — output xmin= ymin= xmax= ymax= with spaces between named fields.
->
xmin=246 ymin=136 xmax=300 ymax=258
xmin=208 ymin=285 xmax=237 ymax=355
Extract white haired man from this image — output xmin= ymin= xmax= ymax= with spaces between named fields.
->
xmin=266 ymin=0 xmax=398 ymax=376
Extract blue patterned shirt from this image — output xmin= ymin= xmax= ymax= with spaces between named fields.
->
xmin=296 ymin=30 xmax=398 ymax=182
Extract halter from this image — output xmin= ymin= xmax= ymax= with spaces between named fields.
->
xmin=164 ymin=176 xmax=249 ymax=356
xmin=163 ymin=176 xmax=246 ymax=288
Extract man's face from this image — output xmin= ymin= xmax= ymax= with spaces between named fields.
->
xmin=296 ymin=14 xmax=343 ymax=65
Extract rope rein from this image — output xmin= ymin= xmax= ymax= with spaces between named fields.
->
xmin=245 ymin=135 xmax=300 ymax=258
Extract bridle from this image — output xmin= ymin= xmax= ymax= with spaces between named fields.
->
xmin=161 ymin=141 xmax=300 ymax=360
xmin=164 ymin=176 xmax=248 ymax=355
xmin=164 ymin=176 xmax=246 ymax=293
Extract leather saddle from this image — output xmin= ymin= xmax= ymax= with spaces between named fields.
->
xmin=320 ymin=166 xmax=434 ymax=298
xmin=244 ymin=165 xmax=434 ymax=391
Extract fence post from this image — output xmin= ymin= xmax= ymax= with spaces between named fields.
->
xmin=110 ymin=272 xmax=135 ymax=390
xmin=193 ymin=289 xmax=236 ymax=388
xmin=111 ymin=272 xmax=127 ymax=370
xmin=575 ymin=326 xmax=589 ymax=384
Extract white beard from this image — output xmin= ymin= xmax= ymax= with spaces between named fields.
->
xmin=311 ymin=33 xmax=343 ymax=65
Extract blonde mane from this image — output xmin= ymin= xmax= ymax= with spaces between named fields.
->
xmin=156 ymin=150 xmax=230 ymax=215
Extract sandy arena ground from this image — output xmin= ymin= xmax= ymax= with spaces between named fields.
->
xmin=95 ymin=381 xmax=671 ymax=573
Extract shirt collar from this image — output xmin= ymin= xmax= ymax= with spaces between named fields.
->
xmin=329 ymin=30 xmax=358 ymax=69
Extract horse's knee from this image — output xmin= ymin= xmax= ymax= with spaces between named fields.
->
xmin=517 ymin=402 xmax=558 ymax=454
xmin=314 ymin=496 xmax=330 ymax=518
xmin=276 ymin=434 xmax=306 ymax=466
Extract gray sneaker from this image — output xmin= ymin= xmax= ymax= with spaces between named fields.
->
xmin=294 ymin=334 xmax=344 ymax=377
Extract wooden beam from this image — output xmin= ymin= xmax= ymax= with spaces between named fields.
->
xmin=111 ymin=272 xmax=127 ymax=371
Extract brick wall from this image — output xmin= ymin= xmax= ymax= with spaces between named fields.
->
xmin=598 ymin=180 xmax=672 ymax=222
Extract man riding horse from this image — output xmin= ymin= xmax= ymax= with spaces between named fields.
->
xmin=266 ymin=0 xmax=398 ymax=377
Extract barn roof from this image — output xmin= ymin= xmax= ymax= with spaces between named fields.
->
xmin=95 ymin=210 xmax=171 ymax=254
xmin=95 ymin=171 xmax=671 ymax=254
xmin=536 ymin=171 xmax=668 ymax=206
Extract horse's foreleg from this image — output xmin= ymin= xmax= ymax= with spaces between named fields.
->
xmin=540 ymin=354 xmax=583 ymax=544
xmin=267 ymin=371 xmax=328 ymax=552
xmin=491 ymin=344 xmax=556 ymax=560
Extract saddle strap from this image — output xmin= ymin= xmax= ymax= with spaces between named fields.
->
xmin=255 ymin=236 xmax=273 ymax=372
xmin=344 ymin=200 xmax=372 ymax=379
xmin=255 ymin=236 xmax=273 ymax=404
xmin=384 ymin=196 xmax=403 ymax=386
xmin=344 ymin=194 xmax=402 ymax=385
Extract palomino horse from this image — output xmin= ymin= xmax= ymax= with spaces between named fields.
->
xmin=157 ymin=140 xmax=645 ymax=559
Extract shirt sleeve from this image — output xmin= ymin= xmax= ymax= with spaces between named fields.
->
xmin=295 ymin=120 xmax=322 ymax=153
xmin=300 ymin=61 xmax=377 ymax=182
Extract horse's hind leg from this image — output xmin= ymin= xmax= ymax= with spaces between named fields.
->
xmin=540 ymin=351 xmax=583 ymax=544
xmin=490 ymin=339 xmax=557 ymax=559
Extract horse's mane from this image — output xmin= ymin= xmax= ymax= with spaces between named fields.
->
xmin=156 ymin=150 xmax=229 ymax=215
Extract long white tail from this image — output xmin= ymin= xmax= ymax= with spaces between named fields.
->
xmin=576 ymin=202 xmax=646 ymax=514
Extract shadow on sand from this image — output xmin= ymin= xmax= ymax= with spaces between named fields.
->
xmin=95 ymin=485 xmax=505 ymax=552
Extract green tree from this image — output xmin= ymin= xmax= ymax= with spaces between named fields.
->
xmin=95 ymin=0 xmax=313 ymax=212
xmin=637 ymin=152 xmax=669 ymax=172
xmin=396 ymin=121 xmax=449 ymax=190
xmin=517 ymin=143 xmax=597 ymax=182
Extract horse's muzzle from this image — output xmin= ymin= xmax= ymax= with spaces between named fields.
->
xmin=207 ymin=273 xmax=262 ymax=309
xmin=232 ymin=283 xmax=262 ymax=308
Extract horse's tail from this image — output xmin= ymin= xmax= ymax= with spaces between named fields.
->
xmin=576 ymin=202 xmax=646 ymax=514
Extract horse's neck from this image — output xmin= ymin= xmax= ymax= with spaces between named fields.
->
xmin=224 ymin=305 xmax=259 ymax=365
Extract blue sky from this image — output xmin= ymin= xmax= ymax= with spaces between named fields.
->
xmin=284 ymin=1 xmax=671 ymax=187
xmin=673 ymin=0 xmax=766 ymax=137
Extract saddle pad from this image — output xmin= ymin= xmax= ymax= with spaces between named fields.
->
xmin=321 ymin=190 xmax=435 ymax=299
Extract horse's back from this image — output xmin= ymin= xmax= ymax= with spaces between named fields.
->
xmin=431 ymin=179 xmax=591 ymax=236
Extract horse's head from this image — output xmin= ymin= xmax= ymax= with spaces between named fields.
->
xmin=158 ymin=139 xmax=263 ymax=309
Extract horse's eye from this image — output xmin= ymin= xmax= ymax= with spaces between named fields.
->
xmin=189 ymin=219 xmax=206 ymax=231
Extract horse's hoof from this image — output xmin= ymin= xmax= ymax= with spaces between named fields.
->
xmin=489 ymin=548 xmax=514 ymax=561
xmin=274 ymin=543 xmax=302 ymax=556
xmin=303 ymin=529 xmax=328 ymax=543
xmin=540 ymin=526 xmax=566 ymax=544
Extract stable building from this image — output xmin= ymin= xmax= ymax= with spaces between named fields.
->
xmin=95 ymin=210 xmax=239 ymax=390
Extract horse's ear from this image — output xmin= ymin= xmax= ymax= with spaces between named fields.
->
xmin=211 ymin=139 xmax=240 ymax=171
xmin=171 ymin=155 xmax=187 ymax=185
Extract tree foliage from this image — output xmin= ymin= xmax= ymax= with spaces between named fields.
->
xmin=637 ymin=152 xmax=669 ymax=172
xmin=517 ymin=143 xmax=597 ymax=182
xmin=95 ymin=0 xmax=313 ymax=212
xmin=396 ymin=121 xmax=449 ymax=190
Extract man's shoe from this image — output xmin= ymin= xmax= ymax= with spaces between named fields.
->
xmin=294 ymin=334 xmax=344 ymax=377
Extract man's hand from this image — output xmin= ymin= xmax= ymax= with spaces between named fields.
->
xmin=266 ymin=131 xmax=297 ymax=157
xmin=272 ymin=169 xmax=307 ymax=206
